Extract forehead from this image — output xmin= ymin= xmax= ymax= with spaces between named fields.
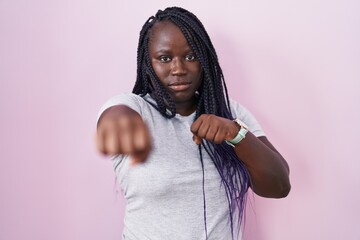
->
xmin=149 ymin=20 xmax=190 ymax=51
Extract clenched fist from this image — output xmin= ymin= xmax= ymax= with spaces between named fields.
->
xmin=96 ymin=105 xmax=152 ymax=165
xmin=191 ymin=114 xmax=239 ymax=145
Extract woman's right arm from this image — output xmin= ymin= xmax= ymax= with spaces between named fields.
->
xmin=96 ymin=105 xmax=152 ymax=164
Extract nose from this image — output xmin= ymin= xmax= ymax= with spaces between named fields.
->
xmin=171 ymin=58 xmax=186 ymax=75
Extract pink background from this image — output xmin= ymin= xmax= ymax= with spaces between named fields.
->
xmin=1 ymin=0 xmax=359 ymax=239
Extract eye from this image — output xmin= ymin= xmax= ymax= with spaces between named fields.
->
xmin=159 ymin=56 xmax=171 ymax=62
xmin=185 ymin=54 xmax=197 ymax=61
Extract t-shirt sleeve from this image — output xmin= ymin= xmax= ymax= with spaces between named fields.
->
xmin=229 ymin=99 xmax=266 ymax=137
xmin=97 ymin=93 xmax=144 ymax=123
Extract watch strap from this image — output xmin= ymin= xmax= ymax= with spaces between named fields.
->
xmin=225 ymin=119 xmax=248 ymax=147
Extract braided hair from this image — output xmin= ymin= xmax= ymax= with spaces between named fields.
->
xmin=133 ymin=7 xmax=251 ymax=239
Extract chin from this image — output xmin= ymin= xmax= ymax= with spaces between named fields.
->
xmin=171 ymin=92 xmax=195 ymax=102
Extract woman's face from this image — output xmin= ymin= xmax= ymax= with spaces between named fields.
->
xmin=148 ymin=21 xmax=202 ymax=107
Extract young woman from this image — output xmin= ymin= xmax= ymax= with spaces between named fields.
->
xmin=96 ymin=6 xmax=290 ymax=240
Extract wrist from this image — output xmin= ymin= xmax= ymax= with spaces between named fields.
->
xmin=225 ymin=119 xmax=249 ymax=147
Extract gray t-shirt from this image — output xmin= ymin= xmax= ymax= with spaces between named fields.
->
xmin=98 ymin=93 xmax=265 ymax=240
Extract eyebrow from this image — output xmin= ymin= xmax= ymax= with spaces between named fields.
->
xmin=152 ymin=48 xmax=194 ymax=55
xmin=153 ymin=49 xmax=171 ymax=54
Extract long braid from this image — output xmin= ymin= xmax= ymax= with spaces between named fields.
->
xmin=133 ymin=16 xmax=176 ymax=117
xmin=133 ymin=7 xmax=250 ymax=239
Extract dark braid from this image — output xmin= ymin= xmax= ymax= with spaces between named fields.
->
xmin=133 ymin=7 xmax=250 ymax=239
xmin=133 ymin=15 xmax=176 ymax=118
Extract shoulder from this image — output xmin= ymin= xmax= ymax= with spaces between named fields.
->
xmin=228 ymin=98 xmax=266 ymax=137
xmin=102 ymin=93 xmax=145 ymax=107
xmin=228 ymin=98 xmax=253 ymax=119
xmin=97 ymin=93 xmax=147 ymax=121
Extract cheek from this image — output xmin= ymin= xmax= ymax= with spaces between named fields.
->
xmin=151 ymin=62 xmax=168 ymax=80
xmin=192 ymin=64 xmax=202 ymax=81
xmin=188 ymin=62 xmax=201 ymax=75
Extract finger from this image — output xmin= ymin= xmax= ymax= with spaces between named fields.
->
xmin=196 ymin=119 xmax=211 ymax=139
xmin=130 ymin=119 xmax=152 ymax=165
xmin=97 ymin=118 xmax=122 ymax=155
xmin=130 ymin=140 xmax=152 ymax=165
xmin=133 ymin=120 xmax=149 ymax=151
xmin=190 ymin=115 xmax=205 ymax=134
xmin=205 ymin=121 xmax=223 ymax=141
xmin=117 ymin=116 xmax=133 ymax=153
xmin=130 ymin=150 xmax=148 ymax=166
xmin=193 ymin=135 xmax=202 ymax=145
xmin=213 ymin=126 xmax=226 ymax=144
xmin=106 ymin=131 xmax=121 ymax=154
xmin=96 ymin=130 xmax=106 ymax=154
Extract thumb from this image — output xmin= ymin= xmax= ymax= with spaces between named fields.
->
xmin=192 ymin=135 xmax=202 ymax=145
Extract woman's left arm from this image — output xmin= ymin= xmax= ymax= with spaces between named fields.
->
xmin=191 ymin=114 xmax=291 ymax=198
xmin=233 ymin=133 xmax=290 ymax=198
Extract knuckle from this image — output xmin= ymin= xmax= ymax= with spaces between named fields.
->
xmin=197 ymin=131 xmax=205 ymax=138
xmin=205 ymin=114 xmax=213 ymax=121
xmin=207 ymin=125 xmax=218 ymax=135
xmin=118 ymin=115 xmax=131 ymax=128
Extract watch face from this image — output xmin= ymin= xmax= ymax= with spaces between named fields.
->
xmin=234 ymin=119 xmax=249 ymax=130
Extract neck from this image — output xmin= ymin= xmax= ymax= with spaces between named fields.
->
xmin=148 ymin=93 xmax=197 ymax=116
xmin=175 ymin=100 xmax=197 ymax=116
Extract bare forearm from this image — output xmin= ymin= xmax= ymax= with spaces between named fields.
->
xmin=234 ymin=133 xmax=291 ymax=198
xmin=190 ymin=114 xmax=290 ymax=198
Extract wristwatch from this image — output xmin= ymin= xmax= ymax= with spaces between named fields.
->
xmin=225 ymin=119 xmax=249 ymax=147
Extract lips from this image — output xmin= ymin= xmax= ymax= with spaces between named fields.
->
xmin=168 ymin=81 xmax=191 ymax=91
